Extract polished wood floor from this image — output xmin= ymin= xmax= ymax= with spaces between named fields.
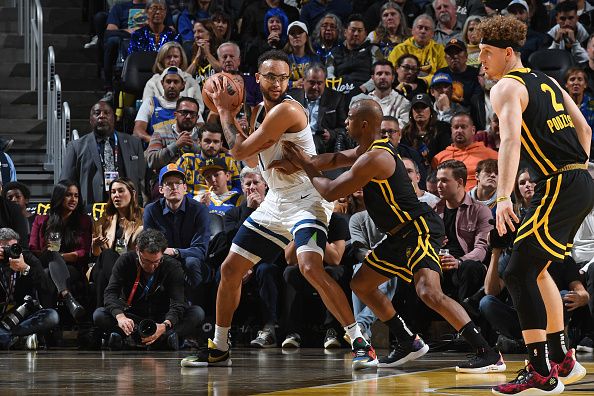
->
xmin=1 ymin=349 xmax=594 ymax=395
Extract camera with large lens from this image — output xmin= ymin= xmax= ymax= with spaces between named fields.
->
xmin=137 ymin=319 xmax=157 ymax=338
xmin=1 ymin=244 xmax=22 ymax=264
xmin=1 ymin=295 xmax=40 ymax=331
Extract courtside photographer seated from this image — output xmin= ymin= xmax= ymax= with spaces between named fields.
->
xmin=0 ymin=228 xmax=58 ymax=349
xmin=93 ymin=228 xmax=204 ymax=350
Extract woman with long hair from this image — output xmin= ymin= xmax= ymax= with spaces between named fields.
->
xmin=211 ymin=9 xmax=234 ymax=44
xmin=92 ymin=178 xmax=144 ymax=306
xmin=186 ymin=19 xmax=221 ymax=84
xmin=311 ymin=13 xmax=343 ymax=64
xmin=283 ymin=22 xmax=320 ymax=89
xmin=367 ymin=2 xmax=409 ymax=59
xmin=513 ymin=168 xmax=536 ymax=218
xmin=461 ymin=16 xmax=483 ymax=67
xmin=401 ymin=94 xmax=451 ymax=170
xmin=29 ymin=180 xmax=92 ymax=321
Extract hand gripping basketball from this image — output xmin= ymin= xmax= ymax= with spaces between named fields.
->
xmin=202 ymin=72 xmax=244 ymax=115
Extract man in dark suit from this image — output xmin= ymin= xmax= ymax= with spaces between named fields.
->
xmin=289 ymin=63 xmax=347 ymax=154
xmin=61 ymin=101 xmax=146 ymax=206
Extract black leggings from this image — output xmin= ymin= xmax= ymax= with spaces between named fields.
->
xmin=93 ymin=249 xmax=120 ymax=307
xmin=39 ymin=251 xmax=85 ymax=308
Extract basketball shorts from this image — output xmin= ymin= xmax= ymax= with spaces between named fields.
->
xmin=364 ymin=211 xmax=445 ymax=282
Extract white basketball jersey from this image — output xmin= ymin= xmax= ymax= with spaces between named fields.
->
xmin=253 ymin=95 xmax=317 ymax=191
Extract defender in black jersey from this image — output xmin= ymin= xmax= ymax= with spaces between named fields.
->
xmin=277 ymin=99 xmax=504 ymax=372
xmin=479 ymin=15 xmax=592 ymax=395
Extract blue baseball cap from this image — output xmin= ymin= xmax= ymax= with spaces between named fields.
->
xmin=430 ymin=72 xmax=453 ymax=87
xmin=159 ymin=164 xmax=185 ymax=185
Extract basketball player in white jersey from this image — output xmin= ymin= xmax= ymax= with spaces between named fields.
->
xmin=180 ymin=50 xmax=378 ymax=369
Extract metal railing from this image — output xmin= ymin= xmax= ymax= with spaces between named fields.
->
xmin=45 ymin=47 xmax=72 ymax=184
xmin=17 ymin=0 xmax=43 ymax=120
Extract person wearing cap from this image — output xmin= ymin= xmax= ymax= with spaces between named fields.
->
xmin=128 ymin=0 xmax=181 ymax=55
xmin=429 ymin=72 xmax=469 ymax=123
xmin=350 ymin=60 xmax=411 ymax=128
xmin=61 ymin=101 xmax=146 ymax=206
xmin=546 ymin=0 xmax=589 ymax=63
xmin=134 ymin=66 xmax=186 ymax=145
xmin=505 ymin=0 xmax=547 ymax=64
xmin=436 ymin=38 xmax=482 ymax=108
xmin=283 ymin=21 xmax=321 ymax=90
xmin=401 ymin=93 xmax=452 ymax=170
xmin=388 ymin=14 xmax=447 ymax=85
xmin=433 ymin=0 xmax=464 ymax=45
xmin=196 ymin=158 xmax=243 ymax=215
xmin=299 ymin=0 xmax=353 ymax=33
xmin=143 ymin=164 xmax=211 ymax=294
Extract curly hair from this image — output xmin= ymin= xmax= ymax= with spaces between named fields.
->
xmin=477 ymin=15 xmax=527 ymax=48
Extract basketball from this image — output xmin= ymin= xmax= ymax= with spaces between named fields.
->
xmin=202 ymin=72 xmax=245 ymax=114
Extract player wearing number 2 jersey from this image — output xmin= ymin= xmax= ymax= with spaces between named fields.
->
xmin=478 ymin=15 xmax=593 ymax=395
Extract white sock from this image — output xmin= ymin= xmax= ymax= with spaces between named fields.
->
xmin=344 ymin=322 xmax=365 ymax=346
xmin=212 ymin=325 xmax=230 ymax=351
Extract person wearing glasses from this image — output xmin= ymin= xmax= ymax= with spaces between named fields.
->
xmin=394 ymin=54 xmax=428 ymax=101
xmin=93 ymin=228 xmax=205 ymax=350
xmin=143 ymin=164 xmax=211 ymax=298
xmin=61 ymin=101 xmax=146 ymax=206
xmin=127 ymin=0 xmax=181 ymax=55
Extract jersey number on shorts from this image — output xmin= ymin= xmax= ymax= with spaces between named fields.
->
xmin=540 ymin=83 xmax=565 ymax=113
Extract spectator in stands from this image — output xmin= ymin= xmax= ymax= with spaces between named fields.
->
xmin=402 ymin=156 xmax=440 ymax=207
xmin=327 ymin=14 xmax=375 ymax=95
xmin=469 ymin=158 xmax=497 ymax=216
xmin=101 ymin=0 xmax=149 ymax=101
xmin=565 ymin=67 xmax=594 ymax=148
xmin=143 ymin=164 xmax=211 ymax=295
xmin=177 ymin=123 xmax=242 ymax=197
xmin=0 ymin=227 xmax=58 ymax=350
xmin=431 ymin=112 xmax=498 ymax=191
xmin=2 ymin=182 xmax=35 ymax=235
xmin=0 ymin=148 xmax=17 ymax=185
xmin=351 ymin=60 xmax=411 ymax=128
xmin=185 ymin=20 xmax=221 ymax=85
xmin=381 ymin=116 xmax=425 ymax=180
xmin=240 ymin=0 xmax=299 ymax=51
xmin=217 ymin=42 xmax=262 ymax=109
xmin=197 ymin=158 xmax=243 ymax=215
xmin=283 ymin=22 xmax=321 ymax=90
xmin=361 ymin=0 xmax=421 ymax=31
xmin=461 ymin=15 xmax=483 ymax=67
xmin=436 ymin=39 xmax=481 ymax=109
xmin=367 ymin=2 xmax=410 ymax=59
xmin=288 ymin=64 xmax=347 ymax=154
xmin=388 ymin=14 xmax=448 ymax=84
xmin=29 ymin=180 xmax=91 ymax=321
xmin=394 ymin=54 xmax=429 ymax=101
xmin=311 ymin=13 xmax=343 ymax=64
xmin=435 ymin=160 xmax=490 ymax=302
xmin=474 ymin=112 xmax=500 ymax=151
xmin=62 ymin=101 xmax=146 ymax=206
xmin=145 ymin=97 xmax=202 ymax=175
xmin=300 ymin=0 xmax=353 ymax=33
xmin=211 ymin=10 xmax=234 ymax=44
xmin=513 ymin=167 xmax=535 ymax=218
xmin=91 ymin=177 xmax=144 ymax=307
xmin=546 ymin=0 xmax=589 ymax=63
xmin=582 ymin=34 xmax=594 ymax=93
xmin=128 ymin=0 xmax=181 ymax=55
xmin=93 ymin=228 xmax=205 ymax=350
xmin=433 ymin=0 xmax=463 ymax=45
xmin=506 ymin=0 xmax=547 ymax=65
xmin=456 ymin=0 xmax=486 ymax=24
xmin=282 ymin=212 xmax=350 ymax=349
xmin=219 ymin=167 xmax=283 ymax=348
xmin=429 ymin=72 xmax=468 ymax=123
xmin=469 ymin=65 xmax=496 ymax=132
xmin=134 ymin=66 xmax=185 ymax=144
xmin=177 ymin=0 xmax=216 ymax=42
xmin=401 ymin=93 xmax=452 ymax=169
xmin=426 ymin=170 xmax=439 ymax=196
xmin=142 ymin=42 xmax=205 ymax=122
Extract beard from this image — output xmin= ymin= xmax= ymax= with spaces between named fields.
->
xmin=438 ymin=12 xmax=451 ymax=24
xmin=261 ymin=86 xmax=288 ymax=104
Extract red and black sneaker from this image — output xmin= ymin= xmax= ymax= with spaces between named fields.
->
xmin=351 ymin=337 xmax=378 ymax=370
xmin=552 ymin=348 xmax=586 ymax=385
xmin=492 ymin=364 xmax=564 ymax=395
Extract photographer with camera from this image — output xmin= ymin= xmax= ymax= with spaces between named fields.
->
xmin=0 ymin=228 xmax=58 ymax=349
xmin=92 ymin=228 xmax=204 ymax=350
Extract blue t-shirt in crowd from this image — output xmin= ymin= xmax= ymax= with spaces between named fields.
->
xmin=107 ymin=2 xmax=147 ymax=30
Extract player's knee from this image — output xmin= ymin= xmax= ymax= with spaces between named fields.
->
xmin=416 ymin=284 xmax=444 ymax=308
xmin=298 ymin=261 xmax=321 ymax=281
xmin=220 ymin=260 xmax=247 ymax=284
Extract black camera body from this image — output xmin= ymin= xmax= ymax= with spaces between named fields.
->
xmin=1 ymin=244 xmax=22 ymax=264
xmin=137 ymin=319 xmax=157 ymax=338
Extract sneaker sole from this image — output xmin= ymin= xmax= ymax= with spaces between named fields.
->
xmin=352 ymin=358 xmax=379 ymax=370
xmin=324 ymin=340 xmax=341 ymax=349
xmin=576 ymin=345 xmax=594 ymax=353
xmin=180 ymin=357 xmax=232 ymax=367
xmin=456 ymin=361 xmax=507 ymax=374
xmin=560 ymin=360 xmax=586 ymax=385
xmin=282 ymin=340 xmax=300 ymax=348
xmin=379 ymin=343 xmax=429 ymax=368
xmin=491 ymin=379 xmax=564 ymax=396
xmin=250 ymin=341 xmax=276 ymax=348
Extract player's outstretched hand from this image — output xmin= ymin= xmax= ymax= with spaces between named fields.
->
xmin=282 ymin=141 xmax=309 ymax=166
xmin=268 ymin=158 xmax=301 ymax=174
xmin=495 ymin=199 xmax=519 ymax=237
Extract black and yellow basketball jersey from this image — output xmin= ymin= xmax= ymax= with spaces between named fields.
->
xmin=363 ymin=139 xmax=433 ymax=234
xmin=503 ymin=68 xmax=588 ymax=181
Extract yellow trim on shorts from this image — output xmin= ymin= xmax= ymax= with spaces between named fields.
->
xmin=365 ymin=254 xmax=413 ymax=283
